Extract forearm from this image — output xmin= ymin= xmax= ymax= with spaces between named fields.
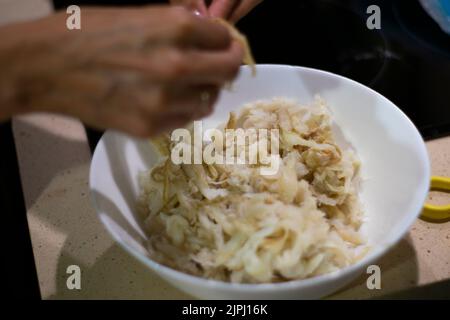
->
xmin=0 ymin=23 xmax=32 ymax=120
xmin=0 ymin=13 xmax=70 ymax=120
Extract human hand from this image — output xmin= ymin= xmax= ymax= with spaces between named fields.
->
xmin=0 ymin=6 xmax=243 ymax=137
xmin=171 ymin=0 xmax=263 ymax=23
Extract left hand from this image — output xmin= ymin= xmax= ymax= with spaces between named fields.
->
xmin=171 ymin=0 xmax=263 ymax=23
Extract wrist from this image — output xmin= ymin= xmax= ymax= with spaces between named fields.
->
xmin=0 ymin=14 xmax=66 ymax=119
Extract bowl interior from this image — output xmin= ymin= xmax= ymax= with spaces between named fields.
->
xmin=90 ymin=65 xmax=430 ymax=294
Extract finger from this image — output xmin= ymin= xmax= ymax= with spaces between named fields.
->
xmin=208 ymin=0 xmax=239 ymax=19
xmin=93 ymin=41 xmax=243 ymax=85
xmin=229 ymin=0 xmax=263 ymax=23
xmin=131 ymin=112 xmax=196 ymax=137
xmin=170 ymin=0 xmax=209 ymax=16
xmin=98 ymin=92 xmax=194 ymax=138
xmin=150 ymin=114 xmax=194 ymax=136
xmin=195 ymin=0 xmax=209 ymax=16
xmin=162 ymin=41 xmax=244 ymax=84
xmin=169 ymin=85 xmax=220 ymax=118
xmin=133 ymin=84 xmax=219 ymax=117
xmin=108 ymin=113 xmax=192 ymax=138
xmin=168 ymin=8 xmax=231 ymax=50
xmin=110 ymin=82 xmax=219 ymax=119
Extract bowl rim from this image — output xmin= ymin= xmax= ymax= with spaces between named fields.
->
xmin=89 ymin=64 xmax=430 ymax=292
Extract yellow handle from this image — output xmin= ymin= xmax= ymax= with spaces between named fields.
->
xmin=421 ymin=176 xmax=450 ymax=221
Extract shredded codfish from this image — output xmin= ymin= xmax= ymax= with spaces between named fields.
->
xmin=138 ymin=98 xmax=366 ymax=283
xmin=214 ymin=18 xmax=256 ymax=76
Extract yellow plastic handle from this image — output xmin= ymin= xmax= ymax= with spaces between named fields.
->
xmin=421 ymin=176 xmax=450 ymax=221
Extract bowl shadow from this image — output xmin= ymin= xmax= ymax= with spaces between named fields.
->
xmin=329 ymin=234 xmax=419 ymax=299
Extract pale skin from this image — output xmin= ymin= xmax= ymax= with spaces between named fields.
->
xmin=0 ymin=5 xmax=251 ymax=137
xmin=171 ymin=0 xmax=263 ymax=23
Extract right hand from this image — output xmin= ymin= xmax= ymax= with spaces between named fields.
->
xmin=0 ymin=6 xmax=243 ymax=137
xmin=171 ymin=0 xmax=263 ymax=23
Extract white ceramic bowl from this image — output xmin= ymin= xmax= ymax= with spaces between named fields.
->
xmin=89 ymin=65 xmax=430 ymax=299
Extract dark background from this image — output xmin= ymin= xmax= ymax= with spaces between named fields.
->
xmin=4 ymin=0 xmax=450 ymax=299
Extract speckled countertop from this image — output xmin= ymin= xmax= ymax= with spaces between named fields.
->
xmin=12 ymin=113 xmax=450 ymax=299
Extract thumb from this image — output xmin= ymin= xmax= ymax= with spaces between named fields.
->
xmin=208 ymin=0 xmax=239 ymax=19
